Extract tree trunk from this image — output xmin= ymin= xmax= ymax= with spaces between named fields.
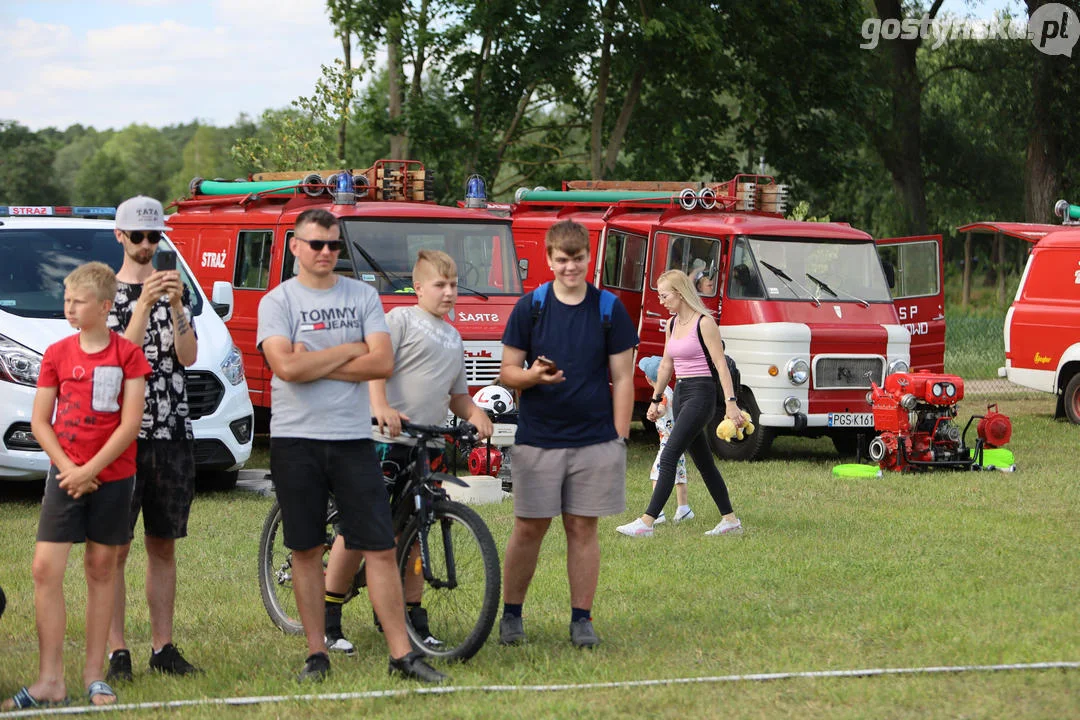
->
xmin=589 ymin=0 xmax=617 ymax=179
xmin=962 ymin=232 xmax=972 ymax=309
xmin=602 ymin=64 xmax=644 ymax=177
xmin=1023 ymin=0 xmax=1062 ymax=223
xmin=409 ymin=0 xmax=430 ymax=104
xmin=387 ymin=14 xmax=407 ymax=159
xmin=337 ymin=32 xmax=351 ymax=164
xmin=870 ymin=0 xmax=937 ymax=235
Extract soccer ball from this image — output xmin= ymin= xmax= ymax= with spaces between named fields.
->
xmin=473 ymin=385 xmax=515 ymax=415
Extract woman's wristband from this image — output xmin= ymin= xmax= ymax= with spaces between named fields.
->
xmin=651 ymin=395 xmax=664 ymax=404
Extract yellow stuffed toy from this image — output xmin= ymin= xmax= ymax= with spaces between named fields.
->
xmin=715 ymin=410 xmax=755 ymax=442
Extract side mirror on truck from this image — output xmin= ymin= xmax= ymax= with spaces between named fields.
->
xmin=211 ymin=281 xmax=234 ymax=322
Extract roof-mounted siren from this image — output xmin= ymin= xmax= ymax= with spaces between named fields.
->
xmin=736 ymin=182 xmax=756 ymax=211
xmin=758 ymin=184 xmax=788 ymax=214
xmin=301 ymin=173 xmax=325 ymax=198
xmin=330 ymin=170 xmax=356 ymax=206
xmin=464 ymin=174 xmax=488 ymax=209
xmin=1054 ymin=199 xmax=1080 ymax=226
xmin=698 ymin=187 xmax=717 ymax=210
xmin=678 ymin=188 xmax=698 ymax=211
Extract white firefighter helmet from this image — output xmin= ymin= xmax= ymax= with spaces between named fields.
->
xmin=473 ymin=385 xmax=515 ymax=415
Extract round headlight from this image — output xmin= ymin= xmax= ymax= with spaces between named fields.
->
xmin=945 ymin=383 xmax=956 ymax=397
xmin=866 ymin=391 xmax=874 ymax=405
xmin=783 ymin=396 xmax=801 ymax=414
xmin=888 ymin=359 xmax=909 ymax=376
xmin=932 ymin=383 xmax=943 ymax=397
xmin=786 ymin=359 xmax=809 ymax=385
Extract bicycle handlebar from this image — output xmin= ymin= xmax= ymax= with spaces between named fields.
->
xmin=371 ymin=418 xmax=478 ymax=442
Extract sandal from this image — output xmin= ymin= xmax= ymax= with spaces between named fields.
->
xmin=86 ymin=680 xmax=117 ymax=706
xmin=2 ymin=686 xmax=70 ymax=710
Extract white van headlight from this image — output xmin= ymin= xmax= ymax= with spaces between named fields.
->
xmin=0 ymin=334 xmax=42 ymax=387
xmin=786 ymin=358 xmax=809 ymax=385
xmin=220 ymin=345 xmax=245 ymax=386
xmin=887 ymin=359 xmax=909 ymax=376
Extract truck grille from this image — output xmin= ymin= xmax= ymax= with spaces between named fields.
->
xmin=813 ymin=356 xmax=884 ymax=390
xmin=462 ymin=342 xmax=503 ymax=387
xmin=185 ymin=371 xmax=224 ymax=419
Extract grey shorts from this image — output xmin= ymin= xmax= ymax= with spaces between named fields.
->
xmin=37 ymin=465 xmax=135 ymax=546
xmin=511 ymin=439 xmax=627 ymax=518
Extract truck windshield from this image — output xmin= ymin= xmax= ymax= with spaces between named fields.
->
xmin=338 ymin=220 xmax=522 ymax=295
xmin=0 ymin=229 xmax=203 ymax=318
xmin=729 ymin=236 xmax=892 ymax=303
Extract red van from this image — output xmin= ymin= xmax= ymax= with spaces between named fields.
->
xmin=165 ymin=162 xmax=523 ymax=420
xmin=509 ymin=177 xmax=945 ymax=459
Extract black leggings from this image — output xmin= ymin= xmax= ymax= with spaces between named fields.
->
xmin=644 ymin=377 xmax=734 ymax=519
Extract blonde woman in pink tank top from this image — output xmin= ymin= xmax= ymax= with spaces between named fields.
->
xmin=616 ymin=270 xmax=744 ymax=538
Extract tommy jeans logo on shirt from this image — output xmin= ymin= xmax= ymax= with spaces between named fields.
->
xmin=299 ymin=306 xmax=361 ymax=332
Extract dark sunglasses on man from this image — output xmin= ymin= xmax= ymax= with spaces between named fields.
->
xmin=124 ymin=230 xmax=163 ymax=244
xmin=295 ymin=237 xmax=343 ymax=252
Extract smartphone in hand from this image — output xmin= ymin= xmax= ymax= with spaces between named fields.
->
xmin=535 ymin=355 xmax=558 ymax=373
xmin=154 ymin=249 xmax=177 ymax=272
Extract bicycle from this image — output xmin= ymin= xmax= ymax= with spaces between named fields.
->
xmin=257 ymin=421 xmax=501 ymax=662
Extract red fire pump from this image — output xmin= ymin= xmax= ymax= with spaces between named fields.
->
xmin=866 ymin=371 xmax=1012 ymax=472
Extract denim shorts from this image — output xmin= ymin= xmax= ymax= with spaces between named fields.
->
xmin=271 ymin=437 xmax=394 ymax=552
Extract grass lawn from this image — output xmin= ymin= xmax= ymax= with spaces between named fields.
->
xmin=0 ymin=398 xmax=1077 ymax=718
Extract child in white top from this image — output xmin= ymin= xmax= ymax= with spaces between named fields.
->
xmin=638 ymin=356 xmax=693 ymax=524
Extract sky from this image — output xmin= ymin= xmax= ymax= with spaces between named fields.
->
xmin=2 ymin=0 xmax=1023 ymax=133
xmin=2 ymin=0 xmax=341 ymax=131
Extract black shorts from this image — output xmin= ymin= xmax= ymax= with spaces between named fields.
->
xmin=271 ymin=437 xmax=394 ymax=552
xmin=37 ymin=466 xmax=134 ymax=546
xmin=129 ymin=439 xmax=196 ymax=540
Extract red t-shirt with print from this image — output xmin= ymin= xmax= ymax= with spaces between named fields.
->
xmin=37 ymin=332 xmax=152 ymax=481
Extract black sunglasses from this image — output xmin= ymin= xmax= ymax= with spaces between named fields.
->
xmin=124 ymin=230 xmax=162 ymax=244
xmin=295 ymin=237 xmax=343 ymax=252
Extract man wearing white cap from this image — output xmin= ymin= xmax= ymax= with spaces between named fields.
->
xmin=104 ymin=196 xmax=200 ymax=681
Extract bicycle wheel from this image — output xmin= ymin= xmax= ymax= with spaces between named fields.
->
xmin=397 ymin=499 xmax=500 ymax=662
xmin=258 ymin=499 xmax=343 ymax=635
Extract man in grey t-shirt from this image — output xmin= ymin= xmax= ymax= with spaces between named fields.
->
xmin=256 ymin=208 xmax=446 ymax=685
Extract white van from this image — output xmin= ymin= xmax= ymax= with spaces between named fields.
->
xmin=0 ymin=206 xmax=253 ymax=490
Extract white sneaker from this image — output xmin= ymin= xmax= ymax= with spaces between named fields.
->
xmin=705 ymin=518 xmax=743 ymax=536
xmin=653 ymin=511 xmax=667 ymax=525
xmin=325 ymin=633 xmax=356 ymax=655
xmin=616 ymin=518 xmax=654 ymax=537
xmin=673 ymin=507 xmax=695 ymax=523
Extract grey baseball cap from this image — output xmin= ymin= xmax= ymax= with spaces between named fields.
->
xmin=115 ymin=195 xmax=168 ymax=232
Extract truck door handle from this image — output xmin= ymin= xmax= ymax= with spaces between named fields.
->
xmin=932 ymin=314 xmax=944 ymax=321
xmin=646 ymin=311 xmax=661 ymax=317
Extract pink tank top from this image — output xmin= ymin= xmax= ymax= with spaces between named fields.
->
xmin=667 ymin=317 xmax=712 ymax=377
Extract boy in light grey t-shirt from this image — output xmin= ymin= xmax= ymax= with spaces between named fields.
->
xmin=322 ymin=249 xmax=493 ymax=653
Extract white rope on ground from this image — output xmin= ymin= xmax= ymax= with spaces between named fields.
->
xmin=2 ymin=661 xmax=1077 ymax=718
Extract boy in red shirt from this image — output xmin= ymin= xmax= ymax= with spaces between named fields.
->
xmin=2 ymin=262 xmax=149 ymax=710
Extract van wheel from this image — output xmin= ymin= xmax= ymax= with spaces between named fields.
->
xmin=707 ymin=393 xmax=773 ymax=461
xmin=1065 ymin=374 xmax=1080 ymax=425
xmin=196 ymin=469 xmax=239 ymax=492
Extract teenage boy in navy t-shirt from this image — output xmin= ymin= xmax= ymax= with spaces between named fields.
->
xmin=496 ymin=220 xmax=638 ymax=649
xmin=3 ymin=262 xmax=149 ymax=711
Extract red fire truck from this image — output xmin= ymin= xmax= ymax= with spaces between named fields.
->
xmin=165 ymin=161 xmax=522 ymax=422
xmin=509 ymin=177 xmax=945 ymax=460
xmin=959 ymin=201 xmax=1080 ymax=423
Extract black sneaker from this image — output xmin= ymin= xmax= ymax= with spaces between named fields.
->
xmin=149 ymin=643 xmax=200 ymax=676
xmin=388 ymin=651 xmax=447 ymax=684
xmin=407 ymin=606 xmax=444 ymax=649
xmin=298 ymin=652 xmax=330 ymax=683
xmin=106 ymin=649 xmax=133 ymax=683
xmin=325 ymin=627 xmax=356 ymax=656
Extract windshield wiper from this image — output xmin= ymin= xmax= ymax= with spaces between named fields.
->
xmin=760 ymin=261 xmax=819 ymax=307
xmin=805 ymin=273 xmax=869 ymax=308
xmin=456 ymin=283 xmax=489 ymax=300
xmin=348 ymin=242 xmax=404 ymax=291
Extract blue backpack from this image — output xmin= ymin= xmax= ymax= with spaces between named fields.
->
xmin=530 ymin=281 xmax=618 ymax=352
